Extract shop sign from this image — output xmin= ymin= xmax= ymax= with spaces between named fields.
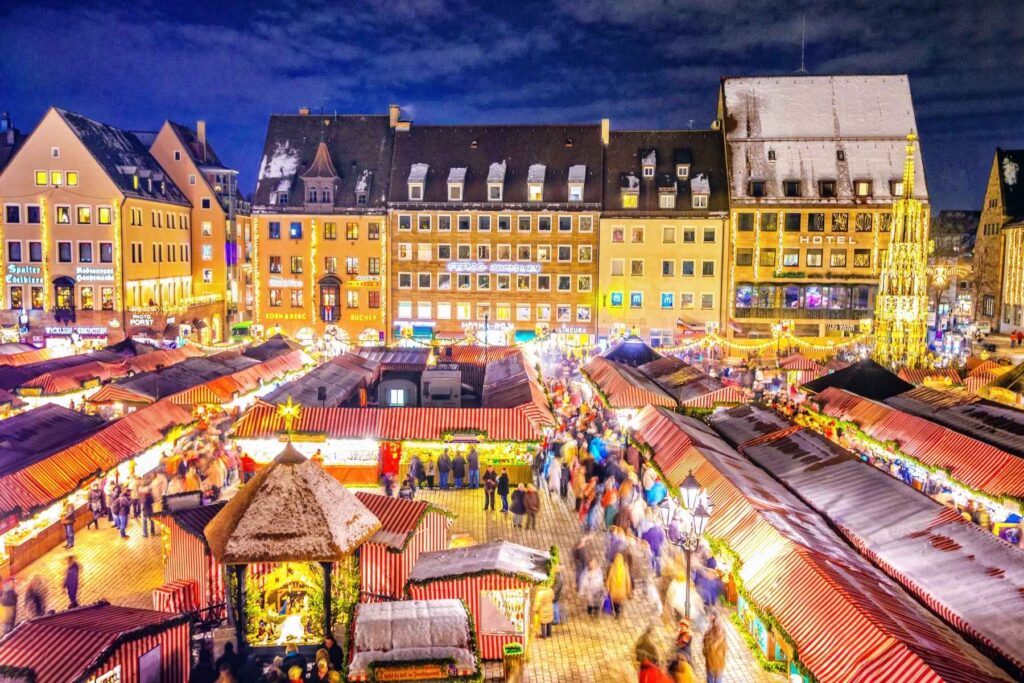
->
xmin=347 ymin=276 xmax=380 ymax=287
xmin=5 ymin=264 xmax=43 ymax=285
xmin=461 ymin=321 xmax=513 ymax=332
xmin=44 ymin=326 xmax=108 ymax=337
xmin=268 ymin=276 xmax=304 ymax=288
xmin=446 ymin=261 xmax=541 ymax=275
xmin=129 ymin=314 xmax=154 ymax=327
xmin=393 ymin=319 xmax=436 ymax=327
xmin=558 ymin=326 xmax=588 ymax=334
xmin=279 ymin=433 xmax=327 ymax=443
xmin=350 ymin=313 xmax=379 ymax=322
xmin=76 ymin=266 xmax=115 ymax=282
xmin=825 ymin=323 xmax=857 ymax=331
xmin=375 ymin=664 xmax=448 ymax=681
xmin=264 ymin=312 xmax=307 ymax=321
xmin=93 ymin=666 xmax=122 ymax=683
xmin=798 ymin=235 xmax=858 ymax=244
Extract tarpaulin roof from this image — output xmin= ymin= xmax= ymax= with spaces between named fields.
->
xmin=717 ymin=409 xmax=1024 ymax=678
xmin=18 ymin=360 xmax=127 ymax=396
xmin=898 ymin=366 xmax=963 ymax=386
xmin=0 ymin=349 xmax=122 ymax=391
xmin=584 ymin=355 xmax=743 ymax=409
xmin=0 ymin=405 xmax=106 ymax=476
xmin=87 ymin=356 xmax=256 ymax=404
xmin=262 ymin=353 xmax=380 ymax=407
xmin=481 ymin=353 xmax=554 ymax=425
xmin=633 ymin=406 xmax=1011 ymax=683
xmin=815 ymin=387 xmax=1024 ymax=499
xmin=156 ymin=501 xmax=226 ymax=549
xmin=354 ymin=492 xmax=439 ymax=550
xmin=802 ymin=358 xmax=914 ymax=400
xmin=408 ymin=541 xmax=550 ymax=584
xmin=601 ymin=336 xmax=661 ymax=366
xmin=583 ymin=356 xmax=675 ymax=408
xmin=778 ymin=353 xmax=825 ymax=373
xmin=0 ymin=603 xmax=190 ymax=683
xmin=0 ymin=399 xmax=193 ymax=519
xmin=243 ymin=334 xmax=304 ymax=361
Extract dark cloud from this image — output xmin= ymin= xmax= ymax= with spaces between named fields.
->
xmin=1 ymin=0 xmax=1022 ymax=209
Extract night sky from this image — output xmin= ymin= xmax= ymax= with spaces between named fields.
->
xmin=2 ymin=0 xmax=1022 ymax=210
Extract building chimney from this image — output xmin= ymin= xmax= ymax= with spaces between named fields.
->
xmin=389 ymin=104 xmax=401 ymax=129
xmin=601 ymin=118 xmax=610 ymax=146
xmin=196 ymin=120 xmax=207 ymax=162
xmin=298 ymin=107 xmax=311 ymax=116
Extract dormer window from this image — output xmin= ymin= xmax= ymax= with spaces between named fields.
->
xmin=448 ymin=167 xmax=466 ymax=202
xmin=854 ymin=180 xmax=872 ymax=197
xmin=568 ymin=165 xmax=586 ymax=202
xmin=620 ymin=173 xmax=639 ymax=209
xmin=749 ymin=180 xmax=766 ymax=197
xmin=309 ymin=188 xmax=318 ymax=203
xmin=276 ymin=192 xmax=289 ymax=205
xmin=889 ymin=179 xmax=904 ymax=196
xmin=356 ymin=192 xmax=368 ymax=205
xmin=355 ymin=170 xmax=372 ymax=205
xmin=301 ymin=141 xmax=340 ymax=209
xmin=641 ymin=150 xmax=656 ymax=178
xmin=659 ymin=193 xmax=676 ymax=209
xmin=133 ymin=175 xmax=139 ymax=190
xmin=691 ymin=173 xmax=710 ymax=209
xmin=528 ymin=164 xmax=545 ymax=202
xmin=408 ymin=163 xmax=428 ymax=201
xmin=322 ymin=188 xmax=331 ymax=203
xmin=837 ymin=150 xmax=846 ymax=161
xmin=676 ymin=165 xmax=690 ymax=179
xmin=488 ymin=161 xmax=506 ymax=202
xmin=818 ymin=180 xmax=836 ymax=198
xmin=783 ymin=180 xmax=801 ymax=197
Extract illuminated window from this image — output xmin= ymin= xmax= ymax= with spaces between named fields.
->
xmin=77 ymin=206 xmax=91 ymax=224
xmin=556 ymin=304 xmax=571 ymax=322
xmin=324 ymin=256 xmax=337 ymax=274
xmin=610 ymin=259 xmax=624 ymax=276
xmin=290 ymin=289 xmax=303 ymax=307
xmin=661 ymin=293 xmax=674 ymax=309
xmin=497 ymin=244 xmax=511 ymax=261
xmin=438 ymin=273 xmax=452 ymax=289
xmin=80 ymin=287 xmax=94 ymax=311
xmin=50 ymin=171 xmax=63 ymax=186
xmin=831 ymin=213 xmax=849 ymax=232
xmin=760 ymin=249 xmax=776 ymax=267
xmin=418 ymin=215 xmax=431 ymax=232
xmin=9 ymin=286 xmax=22 ymax=309
xmin=854 ymin=180 xmax=872 ymax=197
xmin=516 ymin=275 xmax=530 ymax=290
xmin=783 ymin=249 xmax=800 ymax=267
xmin=578 ymin=245 xmax=592 ymax=262
xmin=659 ymin=193 xmax=676 ymax=209
xmin=691 ymin=194 xmax=708 ymax=209
xmin=347 ymin=290 xmax=359 ymax=308
xmin=398 ymin=243 xmax=412 ymax=260
xmin=629 ymin=292 xmax=643 ymax=309
xmin=536 ymin=303 xmax=551 ymax=321
xmin=496 ymin=303 xmax=511 ymax=321
xmin=830 ymin=249 xmax=847 ymax=268
xmin=368 ymin=223 xmax=380 ymax=239
xmin=289 ymin=222 xmax=302 ymax=239
xmin=631 ymin=227 xmax=644 ymax=243
xmin=517 ymin=303 xmax=531 ymax=321
xmin=438 ymin=302 xmax=452 ymax=319
xmin=621 ymin=193 xmax=638 ymax=208
xmin=417 ymin=243 xmax=432 ymax=261
xmin=456 ymin=302 xmax=471 ymax=320
xmin=577 ymin=275 xmax=592 ymax=292
xmin=528 ymin=184 xmax=543 ymax=201
xmin=610 ymin=292 xmax=623 ymax=307
xmin=290 ymin=256 xmax=303 ymax=273
xmin=34 ymin=171 xmax=47 ymax=186
xmin=66 ymin=171 xmax=78 ymax=187
xmin=854 ymin=249 xmax=871 ymax=268
xmin=55 ymin=206 xmax=71 ymax=224
xmin=630 ymin=259 xmax=644 ymax=276
xmin=398 ymin=301 xmax=413 ymax=318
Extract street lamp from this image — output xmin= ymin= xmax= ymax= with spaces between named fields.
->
xmin=670 ymin=470 xmax=712 ymax=619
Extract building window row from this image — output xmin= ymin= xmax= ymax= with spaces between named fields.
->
xmin=735 ymin=283 xmax=875 ymax=310
xmin=608 ymin=291 xmax=714 ymax=310
xmin=610 ymin=258 xmax=715 ymax=278
xmin=396 ymin=272 xmax=593 ymax=293
xmin=128 ymin=242 xmax=190 ymax=264
xmin=33 ymin=170 xmax=79 ymax=187
xmin=737 ymin=211 xmax=891 ymax=233
xmin=610 ymin=225 xmax=716 ymax=244
xmin=396 ymin=300 xmax=592 ymax=324
xmin=396 ymin=214 xmax=594 ymax=233
xmin=396 ymin=242 xmax=592 ymax=264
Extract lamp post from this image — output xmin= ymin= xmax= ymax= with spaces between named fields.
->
xmin=668 ymin=470 xmax=713 ymax=619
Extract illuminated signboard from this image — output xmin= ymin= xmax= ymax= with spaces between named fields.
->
xmin=76 ymin=266 xmax=115 ymax=282
xmin=268 ymin=277 xmax=304 ymax=288
xmin=446 ymin=261 xmax=542 ymax=275
xmin=5 ymin=264 xmax=43 ymax=285
xmin=129 ymin=314 xmax=154 ymax=327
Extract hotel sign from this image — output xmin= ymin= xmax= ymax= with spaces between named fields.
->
xmin=798 ymin=236 xmax=858 ymax=244
xmin=76 ymin=266 xmax=115 ymax=282
xmin=446 ymin=261 xmax=542 ymax=275
xmin=5 ymin=264 xmax=43 ymax=285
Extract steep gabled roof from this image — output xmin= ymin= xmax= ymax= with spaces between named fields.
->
xmin=166 ymin=120 xmax=225 ymax=168
xmin=801 ymin=358 xmax=914 ymax=400
xmin=54 ymin=108 xmax=189 ymax=205
xmin=302 ymin=140 xmax=339 ymax=179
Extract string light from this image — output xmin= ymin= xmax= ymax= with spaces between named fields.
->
xmin=112 ymin=198 xmax=123 ymax=311
xmin=252 ymin=216 xmax=261 ymax=324
xmin=309 ymin=216 xmax=318 ymax=326
xmin=752 ymin=211 xmax=761 ymax=281
xmin=40 ymin=197 xmax=50 ymax=310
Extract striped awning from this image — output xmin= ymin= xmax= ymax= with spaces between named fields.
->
xmin=354 ymin=491 xmax=432 ymax=549
xmin=898 ymin=367 xmax=963 ymax=386
xmin=18 ymin=360 xmax=126 ymax=396
xmin=632 ymin=406 xmax=1013 ymax=683
xmin=583 ymin=357 xmax=675 ymax=408
xmin=680 ymin=384 xmax=745 ymax=408
xmin=88 ymin=383 xmax=156 ymax=405
xmin=778 ymin=353 xmax=824 ymax=373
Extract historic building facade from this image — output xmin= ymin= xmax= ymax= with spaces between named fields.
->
xmin=250 ymin=109 xmax=396 ymax=345
xmin=973 ymin=149 xmax=1024 ymax=332
xmin=598 ymin=129 xmax=728 ymax=344
xmin=718 ymin=75 xmax=929 ymax=340
xmin=386 ymin=123 xmax=603 ymax=345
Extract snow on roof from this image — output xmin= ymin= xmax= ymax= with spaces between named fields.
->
xmin=408 ymin=540 xmax=550 ymax=584
xmin=527 ymin=163 xmax=546 ymax=183
xmin=448 ymin=166 xmax=467 ymax=184
xmin=641 ymin=149 xmax=656 ymax=166
xmin=690 ymin=173 xmax=710 ymax=194
xmin=568 ymin=164 xmax=586 ymax=183
xmin=258 ymin=140 xmax=299 ymax=180
xmin=408 ymin=163 xmax=429 ymax=183
xmin=487 ymin=160 xmax=507 ymax=183
xmin=350 ymin=600 xmax=476 ymax=678
xmin=355 ymin=169 xmax=372 ymax=193
xmin=621 ymin=172 xmax=640 ymax=190
xmin=1004 ymin=157 xmax=1019 ymax=187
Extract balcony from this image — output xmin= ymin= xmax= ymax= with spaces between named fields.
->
xmin=734 ymin=307 xmax=871 ymax=321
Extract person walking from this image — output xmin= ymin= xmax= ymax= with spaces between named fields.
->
xmin=579 ymin=559 xmax=605 ymax=616
xmin=560 ymin=459 xmax=571 ymax=499
xmin=605 ymin=552 xmax=632 ymax=619
xmin=151 ymin=468 xmax=168 ymax=513
xmin=551 ymin=565 xmax=565 ymax=625
xmin=381 ymin=471 xmax=395 ymax=497
xmin=570 ymin=465 xmax=586 ymax=512
xmin=531 ymin=450 xmax=545 ymax=490
xmin=115 ymin=489 xmax=131 ymax=538
xmin=141 ymin=482 xmax=156 ymax=537
xmin=398 ymin=476 xmax=416 ymax=500
xmin=62 ymin=500 xmax=76 ymax=548
xmin=533 ymin=583 xmax=555 ymax=638
xmin=0 ymin=579 xmax=16 ymax=635
xmin=467 ymin=447 xmax=480 ymax=489
xmin=437 ymin=450 xmax=451 ymax=490
xmin=127 ymin=472 xmax=140 ymax=519
xmin=669 ymin=655 xmax=698 ymax=683
xmin=702 ymin=611 xmax=727 ymax=683
xmin=497 ymin=468 xmax=510 ymax=512
xmin=524 ymin=484 xmax=540 ymax=530
xmin=452 ymin=452 xmax=467 ymax=489
xmin=64 ymin=555 xmax=80 ymax=608
xmin=239 ymin=452 xmax=257 ymax=484
xmin=86 ymin=482 xmax=104 ymax=530
xmin=25 ymin=575 xmax=46 ymax=618
xmin=510 ymin=483 xmax=527 ymax=528
xmin=409 ymin=454 xmax=425 ymax=489
xmin=424 ymin=458 xmax=437 ymax=489
xmin=546 ymin=457 xmax=561 ymax=499
xmin=482 ymin=466 xmax=498 ymax=510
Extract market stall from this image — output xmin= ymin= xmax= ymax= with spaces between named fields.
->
xmin=777 ymin=353 xmax=826 ymax=387
xmin=347 ymin=599 xmax=480 ymax=682
xmin=156 ymin=501 xmax=228 ymax=616
xmin=204 ymin=442 xmax=381 ymax=653
xmin=406 ymin=541 xmax=552 ymax=661
xmin=0 ymin=603 xmax=191 ymax=683
xmin=353 ymin=492 xmax=452 ymax=601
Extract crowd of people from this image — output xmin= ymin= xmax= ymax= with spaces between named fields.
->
xmin=190 ymin=635 xmax=346 ymax=683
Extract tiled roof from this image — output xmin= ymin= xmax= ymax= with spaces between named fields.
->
xmin=166 ymin=120 xmax=225 ymax=168
xmin=55 ymin=108 xmax=189 ymax=205
xmin=388 ymin=124 xmax=603 ymax=205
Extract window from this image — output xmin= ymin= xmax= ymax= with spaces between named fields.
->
xmin=437 ymin=302 xmax=451 ymax=319
xmin=340 ymin=222 xmax=357 ymax=240
xmin=736 ymin=248 xmax=753 ymax=266
xmin=398 ymin=215 xmax=412 ymax=231
xmin=409 ymin=183 xmax=423 ymax=201
xmin=890 ymin=180 xmax=904 ymax=196
xmin=438 ymin=244 xmax=452 ymax=260
xmin=629 ymin=292 xmax=643 ymax=309
xmin=4 ymin=205 xmax=19 ymax=224
xmin=458 ymin=215 xmax=471 ymax=232
xmin=290 ymin=289 xmax=303 ymax=307
xmin=437 ymin=215 xmax=452 ymax=232
xmin=324 ymin=256 xmax=337 ymax=274
xmin=818 ymin=180 xmax=836 ymax=198
xmin=9 ymin=286 xmax=21 ymax=310
xmin=830 ymin=249 xmax=847 ymax=268
xmin=516 ymin=303 xmax=531 ymax=321
xmin=477 ymin=303 xmax=491 ymax=320
xmin=659 ymin=292 xmax=674 ymax=309
xmin=457 ymin=244 xmax=471 ymax=260
xmin=56 ymin=206 xmax=70 ymax=224
xmin=537 ymin=275 xmax=551 ymax=291
xmin=558 ymin=216 xmax=572 ymax=232
xmin=346 ymin=256 xmax=359 ymax=274
xmin=57 ymin=241 xmax=72 ymax=262
xmin=269 ymin=221 xmax=281 ymax=239
xmin=806 ymin=249 xmax=822 ymax=267
xmin=536 ymin=303 xmax=551 ymax=321
xmin=417 ymin=243 xmax=432 ymax=261
xmin=497 ymin=244 xmax=511 ymax=261
xmin=34 ymin=170 xmax=47 ymax=186
xmin=854 ymin=249 xmax=871 ymax=268
xmin=477 ymin=274 xmax=490 ymax=290
xmin=289 ymin=221 xmax=302 ymax=239
xmin=612 ymin=227 xmax=625 ymax=243
xmin=879 ymin=213 xmax=892 ymax=232
xmin=557 ymin=304 xmax=571 ymax=322
xmin=366 ymin=257 xmax=380 ymax=275
xmin=702 ymin=227 xmax=715 ymax=243
xmin=80 ymin=286 xmax=93 ymax=310
xmin=188 ymin=173 xmax=197 ymax=185
xmin=609 ymin=291 xmax=623 ymax=307
xmin=448 ymin=184 xmax=462 ymax=201
xmin=269 ymin=255 xmax=282 ymax=273
xmin=784 ymin=213 xmax=801 ymax=232
xmin=662 ymin=260 xmax=675 ymax=276
xmin=438 ymin=273 xmax=452 ymax=289
xmin=346 ymin=290 xmax=359 ymax=308
xmin=610 ymin=259 xmax=624 ymax=276
xmin=661 ymin=226 xmax=676 ymax=244
xmin=397 ymin=243 xmax=412 ymax=260
xmin=749 ymin=180 xmax=766 ymax=197
xmin=831 ymin=213 xmax=848 ymax=232
xmin=682 ymin=228 xmax=695 ymax=243
xmin=489 ymin=184 xmax=503 ymax=201
xmin=516 ymin=274 xmax=530 ymax=290
xmin=6 ymin=242 xmax=21 ymax=262
xmin=621 ymin=193 xmax=638 ymax=209
xmin=31 ymin=287 xmax=43 ymax=310
xmin=498 ymin=215 xmax=511 ymax=232
xmin=288 ymin=256 xmax=302 ymax=273
xmin=517 ymin=244 xmax=531 ymax=261
xmin=760 ymin=248 xmax=776 ymax=267
xmin=398 ymin=273 xmax=412 ymax=289
xmin=201 ymin=245 xmax=213 ymax=261
xmin=79 ymin=242 xmax=93 ymax=263
xmin=855 ymin=214 xmax=873 ymax=232
xmin=682 ymin=260 xmax=695 ymax=276
xmin=631 ymin=227 xmax=644 ymax=243
xmin=50 ymin=171 xmax=63 ymax=187
xmin=26 ymin=205 xmax=41 ymax=224
xmin=701 ymin=293 xmax=714 ymax=310
xmin=418 ymin=215 xmax=431 ymax=232
xmin=783 ymin=180 xmax=801 ymax=197
xmin=578 ymin=245 xmax=592 ymax=263
xmin=68 ymin=170 xmax=81 ymax=185
xmin=456 ymin=302 xmax=471 ymax=320
xmin=807 ymin=213 xmax=825 ymax=232
xmin=368 ymin=222 xmax=380 ymax=239
xmin=398 ymin=301 xmax=413 ymax=318
xmin=659 ymin=193 xmax=676 ymax=209
xmin=528 ymin=183 xmax=543 ymax=202
xmin=557 ymin=245 xmax=572 ymax=262
xmin=783 ymin=249 xmax=800 ymax=267
xmin=569 ymin=183 xmax=584 ymax=201
xmin=477 ymin=244 xmax=491 ymax=260
xmin=418 ymin=273 xmax=431 ymax=289
xmin=758 ymin=213 xmax=776 ymax=232
xmin=557 ymin=275 xmax=571 ymax=292
xmin=692 ymin=194 xmax=708 ymax=209
xmin=577 ymin=305 xmax=591 ymax=322
xmin=518 ymin=215 xmax=531 ymax=232
xmin=579 ymin=216 xmax=593 ymax=232
xmin=738 ymin=214 xmax=754 ymax=231
xmin=30 ymin=241 xmax=43 ymax=262
xmin=538 ymin=216 xmax=551 ymax=232
xmin=854 ymin=180 xmax=872 ymax=197
xmin=496 ymin=274 xmax=511 ymax=290
xmin=630 ymin=259 xmax=644 ymax=277
xmin=577 ymin=275 xmax=592 ymax=292
xmin=701 ymin=261 xmax=714 ymax=277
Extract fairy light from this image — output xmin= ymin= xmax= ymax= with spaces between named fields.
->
xmin=752 ymin=210 xmax=761 ymax=280
xmin=728 ymin=211 xmax=738 ymax=322
xmin=872 ymin=211 xmax=880 ymax=277
xmin=775 ymin=210 xmax=784 ymax=277
xmin=381 ymin=210 xmax=389 ymax=342
xmin=309 ymin=216 xmax=318 ymax=327
xmin=252 ymin=216 xmax=261 ymax=324
xmin=112 ymin=198 xmax=123 ymax=311
xmin=40 ymin=197 xmax=51 ymax=310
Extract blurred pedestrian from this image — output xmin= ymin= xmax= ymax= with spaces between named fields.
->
xmin=533 ymin=582 xmax=554 ymax=638
xmin=482 ymin=466 xmax=498 ymax=510
xmin=141 ymin=483 xmax=156 ymax=537
xmin=87 ymin=482 xmax=104 ymax=530
xmin=1 ymin=579 xmax=16 ymax=635
xmin=64 ymin=556 xmax=80 ymax=608
xmin=524 ymin=484 xmax=540 ymax=530
xmin=467 ymin=446 xmax=480 ymax=488
xmin=579 ymin=559 xmax=605 ymax=616
xmin=62 ymin=500 xmax=76 ymax=548
xmin=452 ymin=452 xmax=467 ymax=488
xmin=25 ymin=575 xmax=46 ymax=618
xmin=424 ymin=458 xmax=436 ymax=489
xmin=437 ymin=449 xmax=451 ymax=489
xmin=497 ymin=468 xmax=510 ymax=512
xmin=702 ymin=611 xmax=727 ymax=683
xmin=605 ymin=552 xmax=631 ymax=618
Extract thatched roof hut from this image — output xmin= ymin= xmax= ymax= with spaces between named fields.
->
xmin=204 ymin=442 xmax=381 ymax=564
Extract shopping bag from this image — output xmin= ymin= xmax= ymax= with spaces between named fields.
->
xmin=602 ymin=593 xmax=613 ymax=615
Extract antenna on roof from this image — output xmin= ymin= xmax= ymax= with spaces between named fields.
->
xmin=795 ymin=14 xmax=809 ymax=75
xmin=688 ymin=119 xmax=694 ymax=130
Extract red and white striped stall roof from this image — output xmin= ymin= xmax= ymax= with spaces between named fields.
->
xmin=778 ymin=353 xmax=825 ymax=373
xmin=967 ymin=360 xmax=1002 ymax=377
xmin=582 ymin=356 xmax=676 ymax=408
xmin=0 ymin=604 xmax=191 ymax=682
xmin=632 ymin=406 xmax=1012 ymax=683
xmin=898 ymin=366 xmax=963 ymax=386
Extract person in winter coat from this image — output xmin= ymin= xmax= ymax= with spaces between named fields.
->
xmin=643 ymin=520 xmax=666 ymax=576
xmin=560 ymin=460 xmax=571 ymax=498
xmin=605 ymin=552 xmax=632 ymax=618
xmin=579 ymin=559 xmax=605 ymax=616
xmin=482 ymin=466 xmax=498 ymax=510
xmin=25 ymin=575 xmax=46 ymax=618
xmin=665 ymin=570 xmax=688 ymax=623
xmin=114 ymin=491 xmax=131 ymax=538
xmin=524 ymin=484 xmax=541 ymax=529
xmin=533 ymin=584 xmax=555 ymax=638
xmin=409 ymin=454 xmax=425 ymax=488
xmin=0 ymin=579 xmax=16 ymax=635
xmin=602 ymin=484 xmax=619 ymax=530
xmin=510 ymin=484 xmax=527 ymax=527
xmin=62 ymin=500 xmax=76 ymax=548
xmin=424 ymin=458 xmax=436 ymax=489
xmin=141 ymin=484 xmax=156 ymax=537
xmin=497 ymin=468 xmax=511 ymax=512
xmin=87 ymin=482 xmax=104 ymax=530
xmin=64 ymin=555 xmax=80 ymax=608
xmin=546 ymin=458 xmax=562 ymax=498
xmin=668 ymin=654 xmax=697 ymax=683
xmin=532 ymin=451 xmax=546 ymax=490
xmin=467 ymin=447 xmax=480 ymax=488
xmin=635 ymin=626 xmax=673 ymax=683
xmin=570 ymin=465 xmax=587 ymax=511
xmin=437 ymin=450 xmax=452 ymax=489
xmin=452 ymin=453 xmax=467 ymax=488
xmin=702 ymin=611 xmax=727 ymax=683
xmin=551 ymin=565 xmax=565 ymax=625
xmin=150 ymin=469 xmax=168 ymax=513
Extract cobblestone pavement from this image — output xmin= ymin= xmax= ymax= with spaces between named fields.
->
xmin=415 ymin=486 xmax=785 ymax=683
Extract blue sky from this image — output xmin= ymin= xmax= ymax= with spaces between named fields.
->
xmin=2 ymin=0 xmax=1023 ymax=209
